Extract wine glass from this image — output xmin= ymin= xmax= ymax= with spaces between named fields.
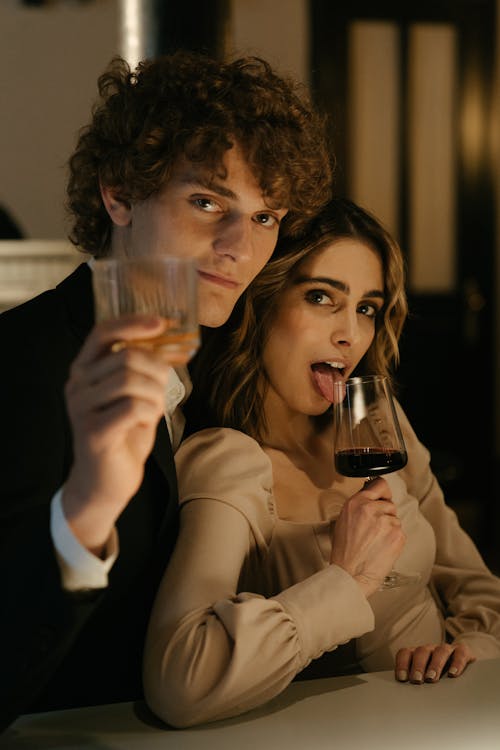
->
xmin=333 ymin=374 xmax=420 ymax=589
xmin=92 ymin=256 xmax=200 ymax=360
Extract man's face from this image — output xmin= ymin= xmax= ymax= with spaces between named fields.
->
xmin=106 ymin=146 xmax=288 ymax=327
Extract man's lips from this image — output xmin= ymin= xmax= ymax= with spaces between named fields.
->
xmin=197 ymin=269 xmax=240 ymax=289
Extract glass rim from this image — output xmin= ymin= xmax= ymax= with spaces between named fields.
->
xmin=343 ymin=374 xmax=387 ymax=386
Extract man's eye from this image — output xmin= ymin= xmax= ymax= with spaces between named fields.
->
xmin=254 ymin=213 xmax=278 ymax=228
xmin=305 ymin=289 xmax=330 ymax=305
xmin=193 ymin=197 xmax=220 ymax=212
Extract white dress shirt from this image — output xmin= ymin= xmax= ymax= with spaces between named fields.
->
xmin=50 ymin=367 xmax=191 ymax=591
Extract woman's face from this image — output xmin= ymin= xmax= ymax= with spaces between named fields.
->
xmin=262 ymin=238 xmax=385 ymax=416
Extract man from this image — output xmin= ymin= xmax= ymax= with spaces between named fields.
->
xmin=0 ymin=51 xmax=331 ymax=729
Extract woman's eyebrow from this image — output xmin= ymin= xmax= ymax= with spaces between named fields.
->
xmin=294 ymin=275 xmax=347 ymax=293
xmin=294 ymin=275 xmax=385 ymax=299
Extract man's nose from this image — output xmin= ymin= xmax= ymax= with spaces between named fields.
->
xmin=213 ymin=215 xmax=252 ymax=261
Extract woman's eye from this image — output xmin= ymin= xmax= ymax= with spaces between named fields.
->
xmin=253 ymin=213 xmax=278 ymax=228
xmin=358 ymin=302 xmax=379 ymax=318
xmin=305 ymin=289 xmax=331 ymax=305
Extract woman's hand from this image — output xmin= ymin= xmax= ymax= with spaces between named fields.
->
xmin=330 ymin=477 xmax=406 ymax=597
xmin=395 ymin=642 xmax=476 ymax=683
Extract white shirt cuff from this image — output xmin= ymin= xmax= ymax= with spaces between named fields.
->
xmin=50 ymin=487 xmax=119 ymax=591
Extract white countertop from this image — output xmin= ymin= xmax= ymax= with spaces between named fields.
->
xmin=2 ymin=657 xmax=499 ymax=750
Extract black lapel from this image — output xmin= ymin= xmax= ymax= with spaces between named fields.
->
xmin=152 ymin=417 xmax=178 ymax=502
xmin=56 ymin=262 xmax=95 ymax=344
xmin=152 ymin=416 xmax=179 ymax=568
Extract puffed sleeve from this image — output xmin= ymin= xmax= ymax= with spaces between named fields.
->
xmin=176 ymin=427 xmax=275 ymax=548
xmin=397 ymin=403 xmax=500 ymax=659
xmin=143 ymin=428 xmax=373 ymax=728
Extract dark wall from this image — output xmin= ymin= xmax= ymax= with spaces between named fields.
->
xmin=153 ymin=0 xmax=229 ymax=57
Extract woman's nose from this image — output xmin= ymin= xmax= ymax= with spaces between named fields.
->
xmin=331 ymin=308 xmax=361 ymax=346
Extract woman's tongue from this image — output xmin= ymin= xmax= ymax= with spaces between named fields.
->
xmin=311 ymin=363 xmax=344 ymax=403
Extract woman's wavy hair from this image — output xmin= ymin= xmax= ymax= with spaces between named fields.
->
xmin=189 ymin=197 xmax=408 ymax=442
xmin=66 ymin=51 xmax=333 ymax=256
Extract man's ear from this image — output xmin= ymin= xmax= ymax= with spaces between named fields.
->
xmin=100 ymin=184 xmax=132 ymax=227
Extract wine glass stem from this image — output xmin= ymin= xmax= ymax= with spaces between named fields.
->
xmin=362 ymin=475 xmax=420 ymax=590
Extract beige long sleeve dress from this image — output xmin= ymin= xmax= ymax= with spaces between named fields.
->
xmin=143 ymin=406 xmax=500 ymax=728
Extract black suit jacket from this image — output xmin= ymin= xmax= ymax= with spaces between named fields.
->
xmin=0 ymin=264 xmax=179 ymax=729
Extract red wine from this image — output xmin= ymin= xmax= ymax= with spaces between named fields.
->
xmin=335 ymin=447 xmax=407 ymax=477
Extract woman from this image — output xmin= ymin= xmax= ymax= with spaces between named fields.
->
xmin=143 ymin=198 xmax=500 ymax=728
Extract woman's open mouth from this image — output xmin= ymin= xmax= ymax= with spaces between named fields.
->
xmin=311 ymin=360 xmax=347 ymax=403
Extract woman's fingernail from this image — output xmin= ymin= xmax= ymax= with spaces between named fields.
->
xmin=425 ymin=669 xmax=437 ymax=681
xmin=397 ymin=669 xmax=408 ymax=681
xmin=413 ymin=670 xmax=423 ymax=682
xmin=448 ymin=667 xmax=458 ymax=676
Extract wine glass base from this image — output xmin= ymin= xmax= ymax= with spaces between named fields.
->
xmin=380 ymin=570 xmax=421 ymax=590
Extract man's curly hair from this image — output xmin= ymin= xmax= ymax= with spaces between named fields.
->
xmin=66 ymin=51 xmax=333 ymax=256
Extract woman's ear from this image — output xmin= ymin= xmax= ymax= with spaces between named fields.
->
xmin=100 ymin=184 xmax=132 ymax=227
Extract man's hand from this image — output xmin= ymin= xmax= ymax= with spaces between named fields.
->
xmin=62 ymin=315 xmax=182 ymax=557
xmin=395 ymin=642 xmax=476 ymax=683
